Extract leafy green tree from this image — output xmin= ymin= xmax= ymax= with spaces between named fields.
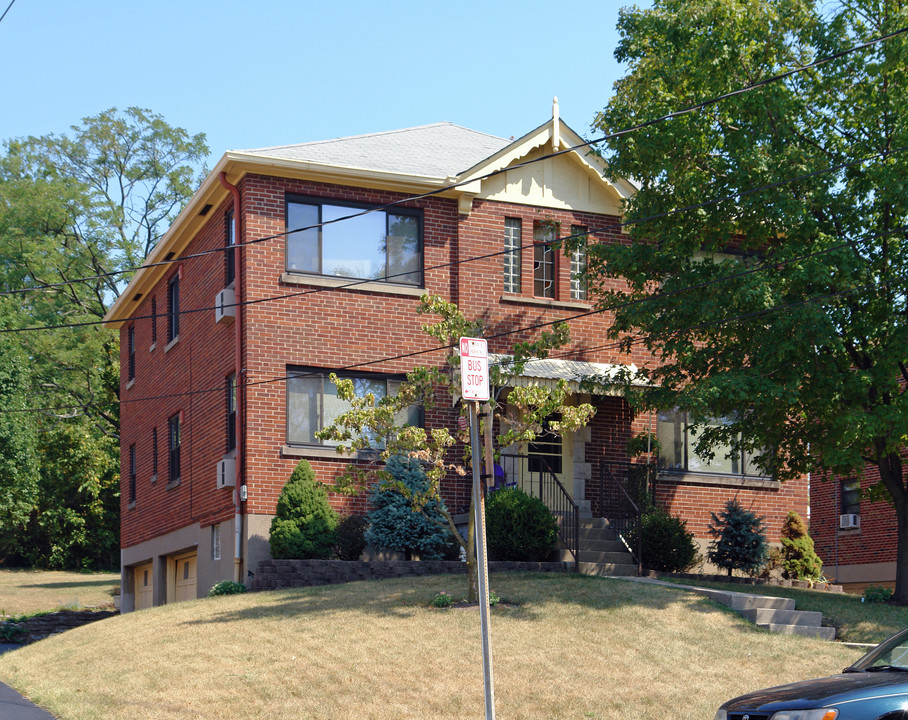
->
xmin=0 ymin=328 xmax=38 ymax=561
xmin=0 ymin=108 xmax=207 ymax=568
xmin=780 ymin=511 xmax=823 ymax=581
xmin=269 ymin=460 xmax=339 ymax=560
xmin=318 ymin=293 xmax=596 ymax=601
xmin=365 ymin=455 xmax=452 ymax=560
xmin=580 ymin=0 xmax=908 ymax=598
xmin=708 ymin=499 xmax=769 ymax=576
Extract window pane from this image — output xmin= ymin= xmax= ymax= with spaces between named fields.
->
xmin=688 ymin=419 xmax=739 ymax=474
xmin=322 ymin=205 xmax=386 ymax=279
xmin=570 ymin=226 xmax=588 ymax=301
xmin=387 ymin=213 xmax=421 ymax=285
xmin=534 ymin=224 xmax=556 ymax=298
xmin=504 ymin=218 xmax=521 ymax=293
xmin=658 ymin=410 xmax=685 ymax=470
xmin=287 ymin=203 xmax=320 ymax=273
xmin=287 ymin=375 xmax=321 ymax=444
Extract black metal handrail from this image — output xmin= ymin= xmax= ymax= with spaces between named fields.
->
xmin=598 ymin=461 xmax=646 ymax=576
xmin=498 ymin=453 xmax=579 ymax=571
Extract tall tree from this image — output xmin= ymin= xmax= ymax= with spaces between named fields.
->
xmin=581 ymin=0 xmax=908 ymax=596
xmin=0 ymin=108 xmax=207 ymax=568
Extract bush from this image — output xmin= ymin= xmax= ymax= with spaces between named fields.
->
xmin=630 ymin=508 xmax=700 ymax=573
xmin=365 ymin=455 xmax=452 ymax=561
xmin=864 ymin=585 xmax=893 ymax=603
xmin=334 ymin=514 xmax=368 ymax=561
xmin=779 ymin=511 xmax=823 ymax=581
xmin=708 ymin=499 xmax=768 ymax=576
xmin=269 ymin=460 xmax=339 ymax=559
xmin=208 ymin=580 xmax=246 ymax=597
xmin=485 ymin=487 xmax=558 ymax=561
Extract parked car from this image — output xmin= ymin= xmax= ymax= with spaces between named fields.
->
xmin=714 ymin=627 xmax=908 ymax=720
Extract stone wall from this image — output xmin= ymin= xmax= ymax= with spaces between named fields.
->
xmin=250 ymin=559 xmax=572 ymax=591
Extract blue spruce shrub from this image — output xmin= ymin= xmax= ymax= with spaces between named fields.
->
xmin=365 ymin=455 xmax=451 ymax=561
xmin=269 ymin=460 xmax=339 ymax=559
xmin=708 ymin=498 xmax=768 ymax=576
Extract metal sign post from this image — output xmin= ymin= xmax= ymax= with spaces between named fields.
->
xmin=460 ymin=337 xmax=495 ymax=720
xmin=470 ymin=400 xmax=495 ymax=720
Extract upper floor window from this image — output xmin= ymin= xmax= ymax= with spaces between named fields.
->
xmin=152 ymin=427 xmax=158 ymax=478
xmin=841 ymin=478 xmax=861 ymax=516
xmin=503 ymin=218 xmax=522 ymax=294
xmin=225 ymin=210 xmax=235 ymax=287
xmin=168 ymin=413 xmax=181 ymax=484
xmin=226 ymin=374 xmax=237 ymax=452
xmin=128 ymin=444 xmax=137 ymax=504
xmin=167 ymin=274 xmax=180 ymax=343
xmin=150 ymin=297 xmax=157 ymax=346
xmin=569 ymin=225 xmax=588 ymax=301
xmin=657 ymin=409 xmax=762 ymax=476
xmin=533 ymin=223 xmax=556 ymax=298
xmin=127 ymin=325 xmax=136 ymax=382
xmin=287 ymin=369 xmax=420 ymax=447
xmin=286 ymin=197 xmax=422 ymax=285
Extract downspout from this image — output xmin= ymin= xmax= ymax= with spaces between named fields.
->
xmin=219 ymin=172 xmax=244 ymax=584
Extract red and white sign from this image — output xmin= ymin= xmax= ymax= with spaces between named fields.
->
xmin=460 ymin=337 xmax=490 ymax=402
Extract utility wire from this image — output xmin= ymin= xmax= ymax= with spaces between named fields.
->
xmin=3 ymin=25 xmax=904 ymax=299
xmin=10 ymin=223 xmax=905 ymax=414
xmin=0 ymin=0 xmax=15 ymax=26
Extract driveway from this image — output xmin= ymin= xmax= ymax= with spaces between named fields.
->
xmin=0 ymin=645 xmax=57 ymax=719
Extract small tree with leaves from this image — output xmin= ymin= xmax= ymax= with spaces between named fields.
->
xmin=317 ymin=294 xmax=596 ymax=602
xmin=780 ymin=511 xmax=823 ymax=581
xmin=708 ymin=499 xmax=768 ymax=577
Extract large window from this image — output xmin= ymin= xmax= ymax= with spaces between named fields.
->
xmin=168 ymin=413 xmax=181 ymax=484
xmin=658 ymin=409 xmax=762 ymax=476
xmin=167 ymin=274 xmax=179 ymax=343
xmin=533 ymin=223 xmax=556 ymax=298
xmin=287 ymin=370 xmax=419 ymax=447
xmin=286 ymin=198 xmax=422 ymax=285
xmin=569 ymin=225 xmax=588 ymax=301
xmin=503 ymin=218 xmax=521 ymax=294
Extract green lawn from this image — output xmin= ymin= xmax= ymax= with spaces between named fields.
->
xmin=0 ymin=573 xmax=865 ymax=720
xmin=0 ymin=568 xmax=119 ymax=617
xmin=663 ymin=576 xmax=908 ymax=644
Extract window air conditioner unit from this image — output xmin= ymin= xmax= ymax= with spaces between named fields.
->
xmin=839 ymin=513 xmax=860 ymax=529
xmin=216 ymin=458 xmax=236 ymax=489
xmin=215 ymin=288 xmax=236 ymax=324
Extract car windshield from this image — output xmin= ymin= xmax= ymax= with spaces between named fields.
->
xmin=848 ymin=628 xmax=908 ymax=672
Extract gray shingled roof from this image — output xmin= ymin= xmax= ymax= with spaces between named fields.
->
xmin=236 ymin=122 xmax=510 ymax=179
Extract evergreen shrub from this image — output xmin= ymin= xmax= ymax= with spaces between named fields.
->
xmin=333 ymin=514 xmax=368 ymax=561
xmin=631 ymin=507 xmax=700 ymax=573
xmin=208 ymin=580 xmax=246 ymax=597
xmin=269 ymin=460 xmax=339 ymax=559
xmin=485 ymin=487 xmax=558 ymax=561
xmin=365 ymin=455 xmax=451 ymax=560
xmin=707 ymin=499 xmax=768 ymax=576
xmin=779 ymin=511 xmax=823 ymax=581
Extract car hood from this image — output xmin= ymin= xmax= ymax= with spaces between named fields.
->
xmin=723 ymin=672 xmax=908 ymax=712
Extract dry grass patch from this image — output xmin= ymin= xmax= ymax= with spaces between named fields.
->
xmin=0 ymin=569 xmax=119 ymax=616
xmin=0 ymin=573 xmax=863 ymax=720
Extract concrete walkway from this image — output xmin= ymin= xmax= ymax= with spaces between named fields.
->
xmin=0 ymin=645 xmax=57 ymax=719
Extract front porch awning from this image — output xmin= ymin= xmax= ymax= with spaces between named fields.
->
xmin=488 ymin=354 xmax=645 ymax=396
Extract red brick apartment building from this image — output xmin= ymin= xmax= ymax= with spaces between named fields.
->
xmin=104 ymin=105 xmax=807 ymax=611
xmin=811 ymin=457 xmax=905 ymax=593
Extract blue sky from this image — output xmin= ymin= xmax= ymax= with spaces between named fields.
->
xmin=0 ymin=0 xmax=641 ymax=167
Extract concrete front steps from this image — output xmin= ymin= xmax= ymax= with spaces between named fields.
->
xmin=624 ymin=578 xmax=837 ymax=640
xmin=557 ymin=517 xmax=638 ymax=577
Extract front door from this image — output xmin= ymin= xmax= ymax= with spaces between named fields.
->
xmin=525 ymin=415 xmax=573 ymax=500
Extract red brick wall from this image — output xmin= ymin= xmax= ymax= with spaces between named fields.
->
xmin=120 ymin=172 xmax=808 ymax=549
xmin=811 ymin=463 xmax=900 ymax=570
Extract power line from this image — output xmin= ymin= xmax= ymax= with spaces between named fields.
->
xmin=0 ymin=0 xmax=15 ymax=26
xmin=10 ymin=223 xmax=905 ymax=414
xmin=3 ymin=25 xmax=904 ymax=300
